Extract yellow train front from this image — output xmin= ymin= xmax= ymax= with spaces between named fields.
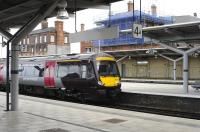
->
xmin=94 ymin=54 xmax=121 ymax=99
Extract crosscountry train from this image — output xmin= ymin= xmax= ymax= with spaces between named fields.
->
xmin=0 ymin=53 xmax=121 ymax=101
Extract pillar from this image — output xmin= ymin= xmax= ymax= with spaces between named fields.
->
xmin=183 ymin=53 xmax=189 ymax=93
xmin=173 ymin=61 xmax=176 ymax=81
xmin=10 ymin=43 xmax=19 ymax=111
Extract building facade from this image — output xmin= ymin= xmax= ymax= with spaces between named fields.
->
xmin=19 ymin=20 xmax=70 ymax=57
xmin=80 ymin=24 xmax=93 ymax=53
xmin=91 ymin=2 xmax=200 ymax=80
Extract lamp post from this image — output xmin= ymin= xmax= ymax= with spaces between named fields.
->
xmin=140 ymin=0 xmax=142 ymax=23
xmin=132 ymin=0 xmax=134 ymax=22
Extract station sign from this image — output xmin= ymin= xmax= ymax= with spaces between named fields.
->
xmin=133 ymin=24 xmax=142 ymax=39
xmin=69 ymin=26 xmax=119 ymax=43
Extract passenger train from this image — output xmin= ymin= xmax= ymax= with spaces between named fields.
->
xmin=0 ymin=53 xmax=121 ymax=101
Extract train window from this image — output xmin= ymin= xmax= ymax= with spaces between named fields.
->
xmin=18 ymin=65 xmax=24 ymax=76
xmin=24 ymin=66 xmax=35 ymax=76
xmin=57 ymin=64 xmax=81 ymax=78
xmin=87 ymin=63 xmax=95 ymax=78
xmin=57 ymin=65 xmax=69 ymax=77
xmin=97 ymin=61 xmax=119 ymax=76
xmin=69 ymin=65 xmax=79 ymax=75
xmin=81 ymin=65 xmax=87 ymax=78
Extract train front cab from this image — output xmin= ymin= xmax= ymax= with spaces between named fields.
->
xmin=95 ymin=56 xmax=121 ymax=99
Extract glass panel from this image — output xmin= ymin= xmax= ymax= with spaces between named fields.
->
xmin=97 ymin=61 xmax=119 ymax=76
xmin=57 ymin=64 xmax=94 ymax=79
xmin=81 ymin=65 xmax=87 ymax=78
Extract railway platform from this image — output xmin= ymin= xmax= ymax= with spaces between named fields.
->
xmin=0 ymin=92 xmax=200 ymax=132
xmin=121 ymin=78 xmax=196 ymax=85
xmin=121 ymin=82 xmax=200 ymax=95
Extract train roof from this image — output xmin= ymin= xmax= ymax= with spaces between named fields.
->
xmin=14 ymin=52 xmax=113 ymax=62
xmin=0 ymin=53 xmax=115 ymax=64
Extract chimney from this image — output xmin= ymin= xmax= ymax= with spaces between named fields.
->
xmin=81 ymin=23 xmax=85 ymax=31
xmin=151 ymin=4 xmax=157 ymax=16
xmin=55 ymin=21 xmax=64 ymax=45
xmin=127 ymin=1 xmax=134 ymax=12
xmin=194 ymin=12 xmax=197 ymax=17
xmin=41 ymin=20 xmax=48 ymax=29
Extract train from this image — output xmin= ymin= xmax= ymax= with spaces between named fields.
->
xmin=0 ymin=53 xmax=121 ymax=101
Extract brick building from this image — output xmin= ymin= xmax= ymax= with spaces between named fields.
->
xmin=80 ymin=23 xmax=93 ymax=53
xmin=19 ymin=20 xmax=70 ymax=57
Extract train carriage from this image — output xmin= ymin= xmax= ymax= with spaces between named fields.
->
xmin=0 ymin=53 xmax=121 ymax=101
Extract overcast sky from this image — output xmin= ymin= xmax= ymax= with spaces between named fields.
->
xmin=1 ymin=0 xmax=200 ymax=57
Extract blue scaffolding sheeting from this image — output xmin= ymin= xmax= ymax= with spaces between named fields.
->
xmin=93 ymin=10 xmax=173 ymax=47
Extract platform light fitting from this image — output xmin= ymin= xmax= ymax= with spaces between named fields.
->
xmin=57 ymin=8 xmax=69 ymax=19
xmin=193 ymin=52 xmax=199 ymax=58
xmin=146 ymin=49 xmax=157 ymax=55
xmin=57 ymin=0 xmax=69 ymax=19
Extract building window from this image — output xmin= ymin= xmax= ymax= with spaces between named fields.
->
xmin=23 ymin=39 xmax=26 ymax=44
xmin=86 ymin=47 xmax=92 ymax=53
xmin=35 ymin=36 xmax=38 ymax=44
xmin=44 ymin=47 xmax=47 ymax=52
xmin=39 ymin=46 xmax=43 ymax=52
xmin=40 ymin=36 xmax=42 ymax=43
xmin=44 ymin=35 xmax=47 ymax=43
xmin=27 ymin=38 xmax=29 ymax=44
xmin=21 ymin=45 xmax=27 ymax=52
xmin=50 ymin=35 xmax=55 ymax=42
xmin=65 ymin=37 xmax=68 ymax=43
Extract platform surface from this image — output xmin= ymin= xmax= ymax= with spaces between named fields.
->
xmin=122 ymin=82 xmax=200 ymax=97
xmin=121 ymin=78 xmax=196 ymax=84
xmin=1 ymin=92 xmax=200 ymax=132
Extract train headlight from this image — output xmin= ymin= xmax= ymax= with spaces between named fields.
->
xmin=61 ymin=87 xmax=66 ymax=91
xmin=98 ymin=81 xmax=103 ymax=86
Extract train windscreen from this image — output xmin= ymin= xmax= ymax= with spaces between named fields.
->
xmin=97 ymin=61 xmax=119 ymax=76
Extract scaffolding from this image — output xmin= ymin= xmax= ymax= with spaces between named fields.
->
xmin=93 ymin=10 xmax=173 ymax=47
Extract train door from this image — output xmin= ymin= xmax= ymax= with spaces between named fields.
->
xmin=0 ymin=64 xmax=3 ymax=84
xmin=44 ymin=61 xmax=56 ymax=88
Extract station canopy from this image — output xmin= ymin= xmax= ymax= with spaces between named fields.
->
xmin=0 ymin=0 xmax=121 ymax=30
xmin=143 ymin=21 xmax=200 ymax=45
xmin=108 ymin=21 xmax=200 ymax=58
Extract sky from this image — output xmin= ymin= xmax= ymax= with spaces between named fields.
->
xmin=1 ymin=0 xmax=200 ymax=57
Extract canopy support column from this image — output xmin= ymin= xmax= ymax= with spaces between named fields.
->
xmin=158 ymin=53 xmax=182 ymax=81
xmin=0 ymin=28 xmax=12 ymax=111
xmin=9 ymin=0 xmax=60 ymax=111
